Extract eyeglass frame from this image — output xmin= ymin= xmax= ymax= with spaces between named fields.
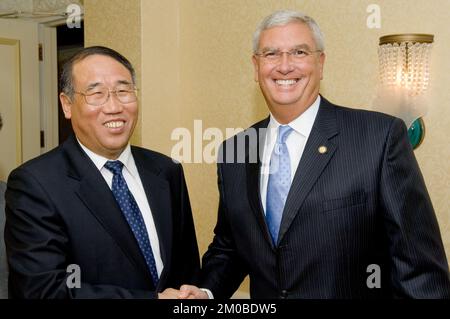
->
xmin=254 ymin=46 xmax=322 ymax=63
xmin=72 ymin=84 xmax=139 ymax=106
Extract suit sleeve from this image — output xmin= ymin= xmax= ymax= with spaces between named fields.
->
xmin=380 ymin=118 xmax=450 ymax=298
xmin=5 ymin=167 xmax=156 ymax=299
xmin=200 ymin=161 xmax=248 ymax=299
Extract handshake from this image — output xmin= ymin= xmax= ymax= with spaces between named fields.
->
xmin=158 ymin=285 xmax=210 ymax=299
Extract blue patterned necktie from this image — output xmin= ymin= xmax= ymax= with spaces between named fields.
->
xmin=266 ymin=125 xmax=293 ymax=245
xmin=104 ymin=160 xmax=159 ymax=286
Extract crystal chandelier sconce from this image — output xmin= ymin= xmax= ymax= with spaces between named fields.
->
xmin=373 ymin=34 xmax=434 ymax=149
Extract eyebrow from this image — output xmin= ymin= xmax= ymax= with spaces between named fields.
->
xmin=260 ymin=44 xmax=314 ymax=52
xmin=116 ymin=80 xmax=133 ymax=85
xmin=84 ymin=80 xmax=133 ymax=91
xmin=85 ymin=82 xmax=102 ymax=90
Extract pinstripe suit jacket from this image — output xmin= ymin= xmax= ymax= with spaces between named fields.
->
xmin=201 ymin=97 xmax=450 ymax=299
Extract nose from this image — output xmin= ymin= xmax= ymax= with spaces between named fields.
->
xmin=277 ymin=52 xmax=294 ymax=74
xmin=102 ymin=90 xmax=123 ymax=113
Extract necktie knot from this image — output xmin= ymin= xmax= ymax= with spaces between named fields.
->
xmin=278 ymin=125 xmax=293 ymax=144
xmin=104 ymin=160 xmax=124 ymax=175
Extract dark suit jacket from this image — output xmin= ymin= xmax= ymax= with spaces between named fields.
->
xmin=201 ymin=97 xmax=450 ymax=299
xmin=5 ymin=135 xmax=200 ymax=298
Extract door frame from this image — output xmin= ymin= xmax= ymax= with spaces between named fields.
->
xmin=0 ymin=18 xmax=40 ymax=171
xmin=39 ymin=22 xmax=59 ymax=152
xmin=39 ymin=16 xmax=84 ymax=152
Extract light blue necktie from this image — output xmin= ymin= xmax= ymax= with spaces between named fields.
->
xmin=104 ymin=160 xmax=159 ymax=286
xmin=266 ymin=125 xmax=293 ymax=245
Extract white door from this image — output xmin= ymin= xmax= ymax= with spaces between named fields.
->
xmin=0 ymin=18 xmax=40 ymax=181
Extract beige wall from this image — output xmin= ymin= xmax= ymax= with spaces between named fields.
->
xmin=86 ymin=0 xmax=450 ymax=294
xmin=84 ymin=0 xmax=142 ymax=145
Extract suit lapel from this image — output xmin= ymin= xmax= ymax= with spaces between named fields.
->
xmin=62 ymin=136 xmax=154 ymax=286
xmin=132 ymin=148 xmax=173 ymax=287
xmin=245 ymin=118 xmax=274 ymax=248
xmin=277 ymin=98 xmax=339 ymax=244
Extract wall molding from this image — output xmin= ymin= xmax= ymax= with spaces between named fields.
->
xmin=0 ymin=0 xmax=82 ymax=14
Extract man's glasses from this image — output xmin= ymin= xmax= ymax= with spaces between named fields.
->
xmin=254 ymin=47 xmax=322 ymax=64
xmin=74 ymin=84 xmax=138 ymax=106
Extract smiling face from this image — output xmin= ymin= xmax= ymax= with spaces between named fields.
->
xmin=252 ymin=21 xmax=325 ymax=124
xmin=60 ymin=54 xmax=138 ymax=159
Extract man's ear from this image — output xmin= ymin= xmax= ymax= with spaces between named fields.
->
xmin=318 ymin=52 xmax=326 ymax=80
xmin=252 ymin=55 xmax=259 ymax=82
xmin=60 ymin=93 xmax=73 ymax=119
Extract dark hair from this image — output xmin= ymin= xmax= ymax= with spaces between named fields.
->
xmin=60 ymin=46 xmax=136 ymax=98
xmin=0 ymin=113 xmax=3 ymax=131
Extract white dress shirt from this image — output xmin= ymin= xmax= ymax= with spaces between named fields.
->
xmin=260 ymin=96 xmax=320 ymax=213
xmin=78 ymin=140 xmax=164 ymax=277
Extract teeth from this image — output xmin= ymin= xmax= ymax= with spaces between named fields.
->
xmin=104 ymin=121 xmax=124 ymax=128
xmin=276 ymin=79 xmax=298 ymax=85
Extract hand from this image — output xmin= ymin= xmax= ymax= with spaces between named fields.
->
xmin=158 ymin=288 xmax=180 ymax=299
xmin=178 ymin=284 xmax=209 ymax=299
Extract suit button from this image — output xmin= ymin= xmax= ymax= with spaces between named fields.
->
xmin=280 ymin=290 xmax=288 ymax=299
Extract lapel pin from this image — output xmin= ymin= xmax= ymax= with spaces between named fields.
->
xmin=318 ymin=146 xmax=327 ymax=154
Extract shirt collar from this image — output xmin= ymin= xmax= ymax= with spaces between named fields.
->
xmin=77 ymin=138 xmax=136 ymax=177
xmin=268 ymin=95 xmax=320 ymax=138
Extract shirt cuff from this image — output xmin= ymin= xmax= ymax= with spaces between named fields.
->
xmin=200 ymin=288 xmax=214 ymax=299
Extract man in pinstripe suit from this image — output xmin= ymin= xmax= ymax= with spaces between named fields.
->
xmin=180 ymin=10 xmax=450 ymax=299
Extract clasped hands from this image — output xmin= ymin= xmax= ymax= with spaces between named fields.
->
xmin=158 ymin=285 xmax=209 ymax=299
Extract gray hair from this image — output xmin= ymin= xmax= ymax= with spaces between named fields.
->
xmin=60 ymin=46 xmax=136 ymax=99
xmin=253 ymin=10 xmax=325 ymax=53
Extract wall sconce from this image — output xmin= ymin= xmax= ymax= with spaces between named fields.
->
xmin=373 ymin=34 xmax=434 ymax=149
